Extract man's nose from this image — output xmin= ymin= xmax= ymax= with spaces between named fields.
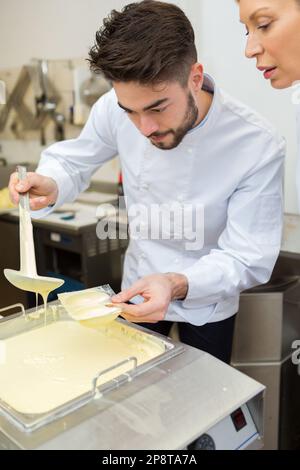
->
xmin=245 ymin=34 xmax=264 ymax=59
xmin=139 ymin=116 xmax=159 ymax=137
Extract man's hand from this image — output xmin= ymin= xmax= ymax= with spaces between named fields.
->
xmin=110 ymin=273 xmax=188 ymax=323
xmin=9 ymin=172 xmax=58 ymax=210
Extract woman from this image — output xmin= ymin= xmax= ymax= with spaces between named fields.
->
xmin=238 ymin=0 xmax=300 ymax=204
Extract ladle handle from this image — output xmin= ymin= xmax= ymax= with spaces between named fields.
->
xmin=17 ymin=165 xmax=30 ymax=211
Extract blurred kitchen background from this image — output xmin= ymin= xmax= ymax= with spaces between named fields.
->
xmin=1 ymin=0 xmax=300 ymax=450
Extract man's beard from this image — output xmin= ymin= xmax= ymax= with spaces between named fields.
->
xmin=149 ymin=93 xmax=199 ymax=150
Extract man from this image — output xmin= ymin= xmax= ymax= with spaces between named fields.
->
xmin=9 ymin=0 xmax=285 ymax=363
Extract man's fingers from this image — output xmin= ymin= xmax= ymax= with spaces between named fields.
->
xmin=112 ymin=300 xmax=162 ymax=318
xmin=9 ymin=189 xmax=19 ymax=205
xmin=111 ymin=280 xmax=146 ymax=303
xmin=9 ymin=172 xmax=36 ymax=204
xmin=9 ymin=172 xmax=18 ymax=185
xmin=29 ymin=196 xmax=49 ymax=211
xmin=15 ymin=172 xmax=41 ymax=193
xmin=9 ymin=172 xmax=52 ymax=210
xmin=8 ymin=172 xmax=20 ymax=204
xmin=108 ymin=302 xmax=142 ymax=315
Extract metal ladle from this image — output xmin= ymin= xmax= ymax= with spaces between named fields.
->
xmin=4 ymin=166 xmax=64 ymax=294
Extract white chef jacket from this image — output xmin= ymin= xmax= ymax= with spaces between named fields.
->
xmin=296 ymin=104 xmax=300 ymax=211
xmin=33 ymin=75 xmax=285 ymax=326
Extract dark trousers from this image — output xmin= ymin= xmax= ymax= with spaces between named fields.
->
xmin=139 ymin=315 xmax=236 ymax=364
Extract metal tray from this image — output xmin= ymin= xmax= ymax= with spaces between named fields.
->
xmin=0 ymin=302 xmax=184 ymax=433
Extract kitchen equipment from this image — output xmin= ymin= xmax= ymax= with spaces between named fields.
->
xmin=231 ymin=275 xmax=300 ymax=449
xmin=0 ymin=197 xmax=128 ymax=304
xmin=0 ymin=300 xmax=265 ymax=450
xmin=72 ymin=67 xmax=111 ymax=126
xmin=0 ymin=67 xmax=32 ymax=133
xmin=3 ymin=166 xmax=64 ymax=295
xmin=0 ymin=208 xmax=16 ymax=216
xmin=231 ymin=214 xmax=300 ymax=450
xmin=30 ymin=59 xmax=64 ymax=144
xmin=80 ymin=72 xmax=111 ymax=107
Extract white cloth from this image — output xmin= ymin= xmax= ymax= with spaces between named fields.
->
xmin=33 ymin=75 xmax=285 ymax=326
xmin=296 ymin=104 xmax=300 ymax=211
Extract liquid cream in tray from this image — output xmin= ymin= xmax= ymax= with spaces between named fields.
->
xmin=0 ymin=320 xmax=165 ymax=415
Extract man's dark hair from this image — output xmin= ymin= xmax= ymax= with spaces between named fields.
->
xmin=88 ymin=0 xmax=197 ymax=86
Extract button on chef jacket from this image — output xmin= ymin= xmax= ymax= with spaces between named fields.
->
xmin=33 ymin=74 xmax=285 ymax=326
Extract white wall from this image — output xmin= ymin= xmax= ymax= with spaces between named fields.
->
xmin=0 ymin=0 xmax=130 ymax=68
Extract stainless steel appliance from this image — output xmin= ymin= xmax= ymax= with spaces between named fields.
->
xmin=0 ymin=301 xmax=265 ymax=450
xmin=231 ymin=275 xmax=300 ymax=449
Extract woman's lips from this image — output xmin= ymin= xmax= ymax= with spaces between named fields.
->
xmin=258 ymin=66 xmax=277 ymax=80
xmin=264 ymin=67 xmax=277 ymax=80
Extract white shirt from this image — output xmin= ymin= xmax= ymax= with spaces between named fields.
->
xmin=296 ymin=104 xmax=300 ymax=211
xmin=34 ymin=75 xmax=285 ymax=326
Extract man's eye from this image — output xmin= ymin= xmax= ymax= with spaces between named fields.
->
xmin=152 ymin=108 xmax=165 ymax=113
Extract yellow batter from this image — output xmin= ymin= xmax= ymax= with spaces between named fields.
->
xmin=0 ymin=187 xmax=15 ymax=210
xmin=58 ymin=289 xmax=122 ymax=327
xmin=0 ymin=320 xmax=164 ymax=415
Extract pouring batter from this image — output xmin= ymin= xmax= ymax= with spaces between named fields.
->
xmin=4 ymin=166 xmax=64 ymax=322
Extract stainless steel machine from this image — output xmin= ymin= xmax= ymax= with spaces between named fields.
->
xmin=231 ymin=214 xmax=300 ymax=450
xmin=0 ymin=301 xmax=265 ymax=450
xmin=231 ymin=277 xmax=300 ymax=450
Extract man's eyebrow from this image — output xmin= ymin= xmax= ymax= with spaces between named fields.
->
xmin=118 ymin=102 xmax=132 ymax=113
xmin=118 ymin=98 xmax=169 ymax=113
xmin=143 ymin=98 xmax=169 ymax=111
xmin=240 ymin=7 xmax=271 ymax=23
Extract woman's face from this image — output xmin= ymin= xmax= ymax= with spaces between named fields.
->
xmin=239 ymin=0 xmax=300 ymax=88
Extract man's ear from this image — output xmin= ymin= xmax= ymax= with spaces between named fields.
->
xmin=189 ymin=63 xmax=204 ymax=92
